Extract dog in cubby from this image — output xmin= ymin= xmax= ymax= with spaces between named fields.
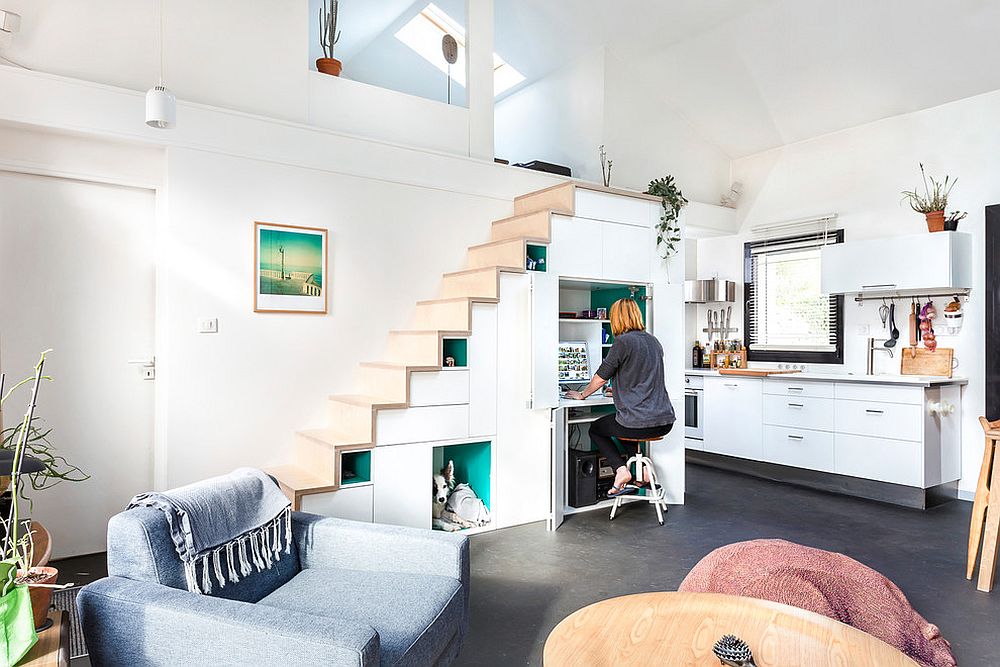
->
xmin=432 ymin=460 xmax=490 ymax=531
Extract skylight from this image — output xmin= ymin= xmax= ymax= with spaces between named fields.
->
xmin=395 ymin=3 xmax=526 ymax=97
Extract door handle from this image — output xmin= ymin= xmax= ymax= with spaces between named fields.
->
xmin=787 ymin=434 xmax=804 ymax=441
xmin=865 ymin=409 xmax=884 ymax=415
xmin=128 ymin=357 xmax=155 ymax=366
xmin=724 ymin=383 xmax=739 ymax=388
xmin=787 ymin=387 xmax=804 ymax=392
xmin=787 ymin=403 xmax=804 ymax=408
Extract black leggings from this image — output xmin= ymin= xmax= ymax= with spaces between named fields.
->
xmin=589 ymin=413 xmax=674 ymax=471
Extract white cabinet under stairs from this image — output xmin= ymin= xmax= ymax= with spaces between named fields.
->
xmin=268 ymin=181 xmax=685 ymax=534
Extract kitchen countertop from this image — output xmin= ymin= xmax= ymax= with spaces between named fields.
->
xmin=684 ymin=368 xmax=967 ymax=387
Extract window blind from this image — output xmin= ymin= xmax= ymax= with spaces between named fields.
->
xmin=744 ymin=231 xmax=843 ymax=358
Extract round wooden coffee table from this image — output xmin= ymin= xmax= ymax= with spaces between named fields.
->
xmin=543 ymin=592 xmax=919 ymax=666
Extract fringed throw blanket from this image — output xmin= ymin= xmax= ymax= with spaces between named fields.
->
xmin=128 ymin=467 xmax=292 ymax=595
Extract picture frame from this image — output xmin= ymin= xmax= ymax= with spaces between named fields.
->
xmin=253 ymin=221 xmax=329 ymax=314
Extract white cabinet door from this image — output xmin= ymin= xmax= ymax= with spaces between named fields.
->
xmin=530 ymin=271 xmax=560 ymax=409
xmin=602 ymin=224 xmax=651 ymax=282
xmin=835 ymin=433 xmax=922 ymax=486
xmin=300 ymin=485 xmax=374 ymax=523
xmin=763 ymin=425 xmax=835 ymax=473
xmin=549 ymin=409 xmax=565 ymax=531
xmin=703 ymin=377 xmax=762 ymax=460
xmin=551 ymin=215 xmax=602 ymax=279
xmin=763 ymin=394 xmax=835 ymax=431
xmin=821 ymin=232 xmax=972 ymax=294
xmin=835 ymin=399 xmax=923 ymax=442
xmin=372 ymin=443 xmax=432 ymax=529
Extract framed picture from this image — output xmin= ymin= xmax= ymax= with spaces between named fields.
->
xmin=254 ymin=221 xmax=329 ymax=314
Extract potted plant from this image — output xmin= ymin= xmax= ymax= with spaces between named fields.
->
xmin=901 ymin=163 xmax=959 ymax=233
xmin=316 ymin=0 xmax=342 ymax=77
xmin=0 ymin=352 xmax=50 ymax=664
xmin=1 ymin=351 xmax=86 ymax=640
xmin=647 ymin=175 xmax=688 ymax=258
xmin=944 ymin=211 xmax=968 ymax=232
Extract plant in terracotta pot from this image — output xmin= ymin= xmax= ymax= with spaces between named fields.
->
xmin=901 ymin=163 xmax=957 ymax=233
xmin=316 ymin=0 xmax=342 ymax=77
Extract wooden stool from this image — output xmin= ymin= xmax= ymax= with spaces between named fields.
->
xmin=968 ymin=416 xmax=1000 ymax=591
xmin=609 ymin=436 xmax=667 ymax=526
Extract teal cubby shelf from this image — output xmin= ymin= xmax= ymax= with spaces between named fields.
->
xmin=340 ymin=450 xmax=372 ymax=486
xmin=526 ymin=244 xmax=547 ymax=272
xmin=433 ymin=441 xmax=491 ymax=511
xmin=442 ymin=338 xmax=468 ymax=368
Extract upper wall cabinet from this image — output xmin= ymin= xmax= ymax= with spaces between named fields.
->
xmin=820 ymin=232 xmax=972 ymax=295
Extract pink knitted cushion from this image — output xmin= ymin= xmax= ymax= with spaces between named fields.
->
xmin=678 ymin=539 xmax=955 ymax=667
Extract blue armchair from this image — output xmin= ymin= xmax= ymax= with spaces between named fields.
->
xmin=78 ymin=506 xmax=470 ymax=666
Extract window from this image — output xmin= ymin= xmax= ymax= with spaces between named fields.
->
xmin=395 ymin=3 xmax=526 ymax=96
xmin=744 ymin=230 xmax=844 ymax=364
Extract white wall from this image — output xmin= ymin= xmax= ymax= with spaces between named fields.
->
xmin=0 ymin=0 xmax=491 ymax=158
xmin=494 ymin=47 xmax=731 ymax=203
xmin=160 ymin=147 xmax=529 ymax=486
xmin=494 ymin=49 xmax=606 ymax=182
xmin=698 ymin=88 xmax=1000 ymax=495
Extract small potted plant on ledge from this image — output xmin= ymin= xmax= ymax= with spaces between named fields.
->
xmin=901 ymin=163 xmax=962 ymax=232
xmin=316 ymin=0 xmax=342 ymax=77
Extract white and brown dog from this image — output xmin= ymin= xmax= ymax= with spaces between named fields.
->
xmin=432 ymin=460 xmax=489 ymax=531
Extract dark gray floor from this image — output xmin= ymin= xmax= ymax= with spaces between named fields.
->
xmin=457 ymin=463 xmax=1000 ymax=666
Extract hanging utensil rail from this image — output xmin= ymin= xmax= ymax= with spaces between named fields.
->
xmin=852 ymin=287 xmax=970 ymax=303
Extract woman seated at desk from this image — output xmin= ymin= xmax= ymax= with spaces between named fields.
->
xmin=565 ymin=298 xmax=675 ymax=497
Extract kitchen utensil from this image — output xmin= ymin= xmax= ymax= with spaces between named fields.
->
xmin=725 ymin=305 xmax=732 ymax=335
xmin=713 ymin=310 xmax=719 ymax=337
xmin=878 ymin=300 xmax=890 ymax=330
xmin=901 ymin=347 xmax=953 ymax=378
xmin=908 ymin=301 xmax=918 ymax=347
xmin=884 ymin=303 xmax=898 ymax=348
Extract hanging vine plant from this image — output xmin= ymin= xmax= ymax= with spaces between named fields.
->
xmin=647 ymin=175 xmax=688 ymax=258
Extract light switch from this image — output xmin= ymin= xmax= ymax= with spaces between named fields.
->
xmin=198 ymin=318 xmax=218 ymax=334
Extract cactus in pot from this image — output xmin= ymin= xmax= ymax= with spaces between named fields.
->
xmin=317 ymin=0 xmax=342 ymax=76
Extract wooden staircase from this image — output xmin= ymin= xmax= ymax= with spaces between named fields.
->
xmin=268 ymin=183 xmax=571 ymax=509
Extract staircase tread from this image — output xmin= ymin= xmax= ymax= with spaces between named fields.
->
xmin=389 ymin=329 xmax=471 ymax=336
xmin=416 ymin=296 xmax=499 ymax=306
xmin=266 ymin=464 xmax=338 ymax=494
xmin=329 ymin=394 xmax=406 ymax=408
xmin=468 ymin=237 xmax=547 ymax=251
xmin=492 ymin=210 xmax=550 ymax=226
xmin=443 ymin=265 xmax=525 ymax=278
xmin=297 ymin=428 xmax=367 ymax=445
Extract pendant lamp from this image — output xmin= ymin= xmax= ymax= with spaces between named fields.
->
xmin=145 ymin=0 xmax=175 ymax=129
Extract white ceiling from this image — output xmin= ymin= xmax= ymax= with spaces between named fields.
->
xmin=344 ymin=0 xmax=1000 ymax=158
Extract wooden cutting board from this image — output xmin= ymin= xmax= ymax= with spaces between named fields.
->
xmin=718 ymin=369 xmax=802 ymax=377
xmin=900 ymin=347 xmax=954 ymax=378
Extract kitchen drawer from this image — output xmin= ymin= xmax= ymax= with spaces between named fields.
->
xmin=763 ymin=425 xmax=835 ymax=473
xmin=764 ymin=378 xmax=834 ymax=399
xmin=835 ymin=399 xmax=923 ymax=442
xmin=835 ymin=433 xmax=922 ymax=487
xmin=835 ymin=383 xmax=923 ymax=405
xmin=763 ymin=394 xmax=835 ymax=431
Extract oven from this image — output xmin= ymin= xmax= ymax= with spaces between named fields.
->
xmin=684 ymin=374 xmax=704 ymax=441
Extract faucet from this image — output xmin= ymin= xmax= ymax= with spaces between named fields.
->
xmin=866 ymin=337 xmax=894 ymax=375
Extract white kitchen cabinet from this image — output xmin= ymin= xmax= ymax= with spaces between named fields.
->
xmin=764 ymin=379 xmax=834 ymax=399
xmin=820 ymin=231 xmax=972 ymax=295
xmin=763 ymin=425 xmax=835 ymax=473
xmin=372 ymin=443 xmax=432 ymax=528
xmin=835 ymin=433 xmax=923 ymax=487
xmin=763 ymin=394 xmax=835 ymax=431
xmin=834 ymin=396 xmax=923 ymax=442
xmin=703 ymin=376 xmax=762 ymax=460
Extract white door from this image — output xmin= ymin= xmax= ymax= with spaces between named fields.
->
xmin=0 ymin=171 xmax=156 ymax=558
xmin=549 ymin=408 xmax=565 ymax=531
xmin=530 ymin=271 xmax=559 ymax=409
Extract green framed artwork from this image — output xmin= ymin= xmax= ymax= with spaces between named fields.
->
xmin=254 ymin=221 xmax=329 ymax=314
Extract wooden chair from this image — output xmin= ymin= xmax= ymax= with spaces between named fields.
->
xmin=968 ymin=416 xmax=1000 ymax=591
xmin=609 ymin=436 xmax=668 ymax=526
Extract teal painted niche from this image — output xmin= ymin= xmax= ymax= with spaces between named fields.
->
xmin=590 ymin=285 xmax=647 ymax=321
xmin=442 ymin=338 xmax=468 ymax=367
xmin=341 ymin=450 xmax=371 ymax=485
xmin=526 ymin=244 xmax=547 ymax=272
xmin=435 ymin=441 xmax=491 ymax=510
